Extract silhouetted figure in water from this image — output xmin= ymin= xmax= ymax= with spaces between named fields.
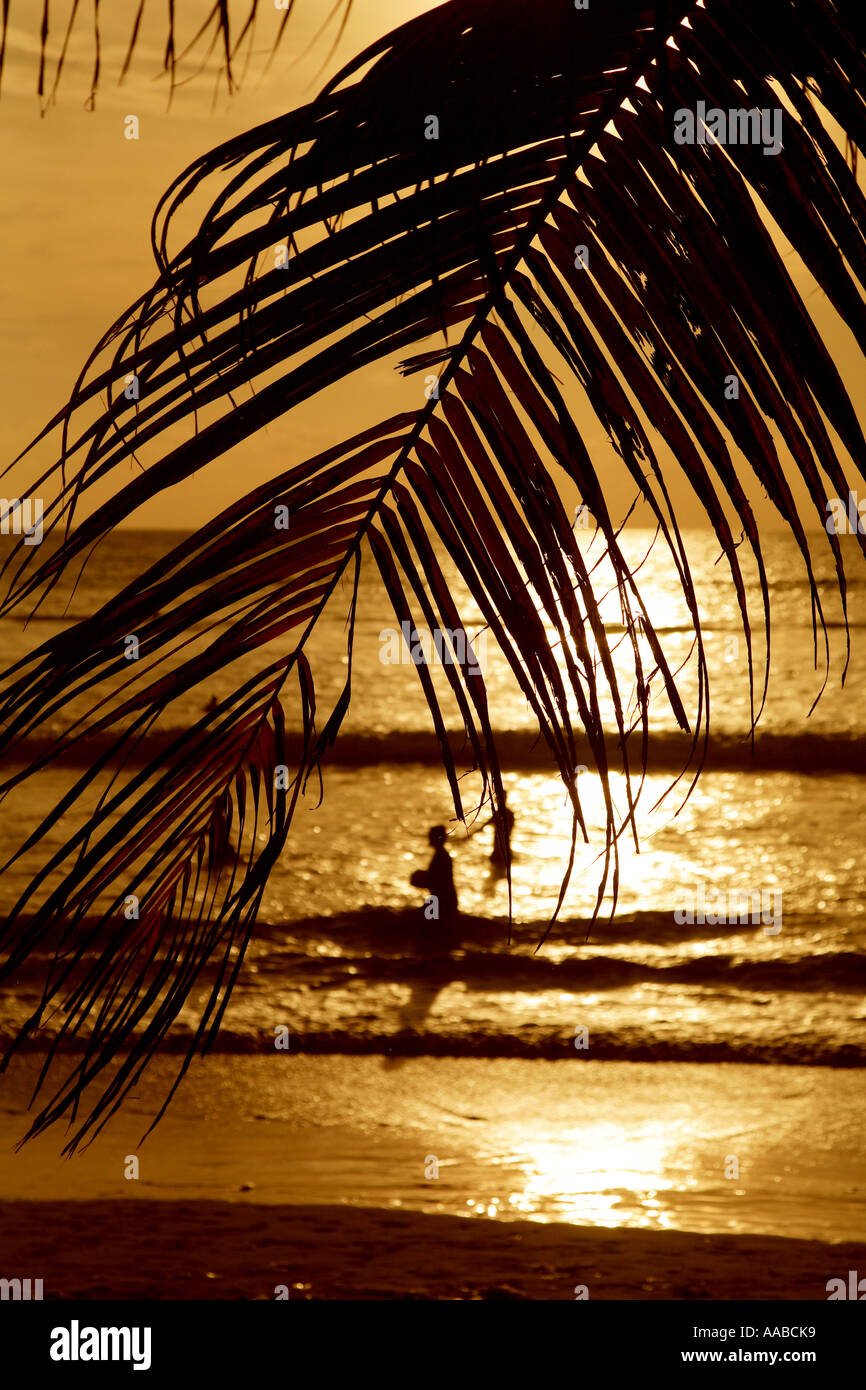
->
xmin=410 ymin=825 xmax=458 ymax=926
xmin=477 ymin=793 xmax=515 ymax=872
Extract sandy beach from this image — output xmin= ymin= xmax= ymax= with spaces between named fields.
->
xmin=0 ymin=1054 xmax=863 ymax=1300
xmin=2 ymin=1198 xmax=862 ymax=1300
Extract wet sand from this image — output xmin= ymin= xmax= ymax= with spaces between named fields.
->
xmin=2 ymin=1056 xmax=864 ymax=1239
xmin=1 ymin=1197 xmax=862 ymax=1300
xmin=1 ymin=1055 xmax=863 ymax=1300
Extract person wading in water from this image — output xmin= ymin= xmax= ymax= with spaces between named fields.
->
xmin=474 ymin=792 xmax=515 ymax=872
xmin=410 ymin=825 xmax=458 ymax=927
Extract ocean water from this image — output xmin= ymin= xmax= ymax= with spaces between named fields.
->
xmin=0 ymin=527 xmax=865 ymax=1069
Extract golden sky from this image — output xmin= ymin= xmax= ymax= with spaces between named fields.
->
xmin=0 ymin=0 xmax=861 ymax=533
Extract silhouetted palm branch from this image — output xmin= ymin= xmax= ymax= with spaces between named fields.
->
xmin=0 ymin=0 xmax=350 ymax=105
xmin=1 ymin=0 xmax=864 ymax=1149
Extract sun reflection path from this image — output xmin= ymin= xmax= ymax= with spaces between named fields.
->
xmin=467 ymin=1123 xmax=693 ymax=1231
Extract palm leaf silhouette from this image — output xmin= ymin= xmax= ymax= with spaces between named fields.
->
xmin=0 ymin=0 xmax=350 ymax=106
xmin=1 ymin=0 xmax=864 ymax=1150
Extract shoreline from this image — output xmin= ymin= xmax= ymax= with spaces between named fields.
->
xmin=1 ymin=1057 xmax=863 ymax=1247
xmin=1 ymin=1198 xmax=861 ymax=1300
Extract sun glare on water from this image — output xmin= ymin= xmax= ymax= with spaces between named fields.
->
xmin=471 ymin=1124 xmax=682 ymax=1230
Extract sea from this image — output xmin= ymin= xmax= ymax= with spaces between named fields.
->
xmin=0 ymin=525 xmax=864 ymax=1242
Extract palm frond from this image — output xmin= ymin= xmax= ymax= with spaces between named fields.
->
xmin=0 ymin=0 xmax=348 ymax=104
xmin=1 ymin=0 xmax=864 ymax=1147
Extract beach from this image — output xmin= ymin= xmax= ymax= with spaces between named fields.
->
xmin=0 ymin=531 xmax=864 ymax=1300
xmin=1 ymin=1054 xmax=863 ymax=1299
xmin=4 ymin=1198 xmax=863 ymax=1300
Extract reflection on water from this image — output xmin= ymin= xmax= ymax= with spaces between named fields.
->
xmin=2 ymin=529 xmax=865 ymax=743
xmin=4 ymin=765 xmax=863 ymax=1067
xmin=485 ymin=1124 xmax=681 ymax=1229
xmin=1 ymin=530 xmax=863 ymax=1242
xmin=390 ymin=1059 xmax=865 ymax=1242
xmin=5 ymin=1056 xmax=861 ymax=1244
xmin=263 ymin=766 xmax=866 ymax=932
xmin=4 ymin=761 xmax=864 ymax=937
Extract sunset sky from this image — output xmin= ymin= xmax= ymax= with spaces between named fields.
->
xmin=0 ymin=0 xmax=861 ymax=532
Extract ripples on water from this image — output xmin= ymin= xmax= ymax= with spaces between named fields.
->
xmin=1 ymin=529 xmax=864 ymax=1240
xmin=1 ymin=529 xmax=865 ymax=1059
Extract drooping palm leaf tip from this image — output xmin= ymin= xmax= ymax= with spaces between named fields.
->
xmin=0 ymin=1 xmax=354 ymax=105
xmin=0 ymin=0 xmax=863 ymax=1150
